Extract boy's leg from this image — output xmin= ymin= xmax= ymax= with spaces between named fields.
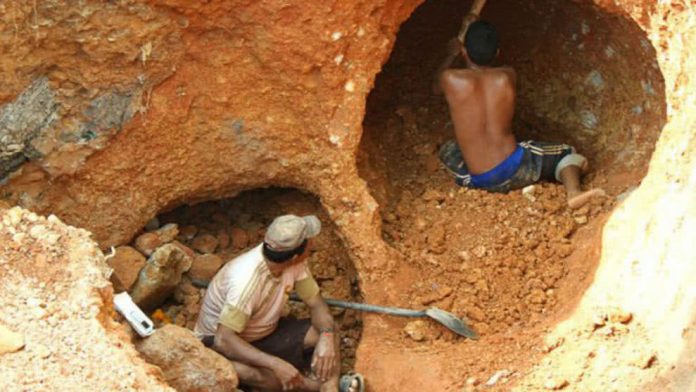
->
xmin=558 ymin=164 xmax=606 ymax=209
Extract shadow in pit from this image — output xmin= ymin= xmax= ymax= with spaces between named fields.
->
xmin=130 ymin=187 xmax=363 ymax=373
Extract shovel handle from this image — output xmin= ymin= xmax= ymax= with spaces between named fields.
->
xmin=289 ymin=293 xmax=426 ymax=317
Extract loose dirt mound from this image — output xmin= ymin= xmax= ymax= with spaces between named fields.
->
xmin=0 ymin=207 xmax=169 ymax=391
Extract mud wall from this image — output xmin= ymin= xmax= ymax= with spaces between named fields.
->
xmin=1 ymin=0 xmax=695 ymax=390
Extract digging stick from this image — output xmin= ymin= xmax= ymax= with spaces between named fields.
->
xmin=457 ymin=0 xmax=488 ymax=42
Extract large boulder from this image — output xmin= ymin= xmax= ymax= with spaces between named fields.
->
xmin=135 ymin=325 xmax=238 ymax=392
xmin=130 ymin=243 xmax=192 ymax=310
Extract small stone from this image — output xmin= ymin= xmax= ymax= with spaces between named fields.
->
xmin=171 ymin=241 xmax=196 ymax=260
xmin=135 ymin=232 xmax=162 ymax=256
xmin=192 ymin=233 xmax=219 ymax=254
xmin=144 ymin=217 xmax=160 ymax=231
xmin=629 ymin=350 xmax=656 ymax=369
xmin=486 ymin=369 xmax=512 ymax=386
xmin=466 ymin=306 xmax=486 ymax=322
xmin=544 ymin=377 xmax=569 ymax=390
xmin=179 ymin=225 xmax=198 ymax=241
xmin=458 ymin=250 xmax=471 ymax=262
xmin=0 ymin=324 xmax=25 ymax=355
xmin=189 ymin=254 xmax=224 ymax=281
xmin=522 ymin=185 xmax=537 ymax=202
xmin=32 ymin=344 xmax=52 ymax=359
xmin=422 ymin=189 xmax=445 ymax=202
xmin=229 ymin=227 xmax=249 ymax=249
xmin=155 ymin=223 xmax=179 ymax=244
xmin=217 ymin=231 xmax=230 ymax=249
xmin=404 ymin=320 xmax=427 ymax=342
xmin=608 ymin=308 xmax=633 ymax=324
xmin=472 ymin=245 xmax=487 ymax=258
xmin=108 ymin=246 xmax=147 ymax=292
xmin=574 ymin=215 xmax=588 ymax=224
xmin=466 ymin=377 xmax=479 ymax=386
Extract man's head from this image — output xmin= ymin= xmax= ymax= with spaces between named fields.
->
xmin=263 ymin=214 xmax=321 ymax=264
xmin=463 ymin=21 xmax=499 ymax=66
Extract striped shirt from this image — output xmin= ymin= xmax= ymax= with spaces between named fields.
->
xmin=194 ymin=244 xmax=319 ymax=342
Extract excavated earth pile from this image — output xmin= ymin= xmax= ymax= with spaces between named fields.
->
xmin=1 ymin=0 xmax=695 ymax=391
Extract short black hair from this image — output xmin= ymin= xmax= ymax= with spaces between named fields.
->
xmin=464 ymin=21 xmax=499 ymax=66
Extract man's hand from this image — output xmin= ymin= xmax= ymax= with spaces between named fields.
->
xmin=457 ymin=12 xmax=480 ymax=42
xmin=447 ymin=37 xmax=462 ymax=57
xmin=270 ymin=357 xmax=304 ymax=391
xmin=311 ymin=331 xmax=338 ymax=382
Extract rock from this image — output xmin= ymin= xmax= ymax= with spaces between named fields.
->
xmin=404 ymin=320 xmax=427 ymax=342
xmin=189 ymin=253 xmax=224 ymax=281
xmin=472 ymin=245 xmax=487 ymax=258
xmin=522 ymin=185 xmax=537 ymax=202
xmin=629 ymin=350 xmax=656 ymax=369
xmin=0 ymin=324 xmax=24 ymax=355
xmin=171 ymin=240 xmax=196 ymax=260
xmin=608 ymin=308 xmax=633 ymax=324
xmin=192 ymin=233 xmax=219 ymax=254
xmin=154 ymin=223 xmax=179 ymax=244
xmin=130 ymin=243 xmax=193 ymax=310
xmin=230 ymin=227 xmax=249 ymax=249
xmin=135 ymin=325 xmax=238 ymax=392
xmin=217 ymin=230 xmax=230 ymax=249
xmin=486 ymin=369 xmax=512 ymax=386
xmin=134 ymin=232 xmax=162 ymax=256
xmin=179 ymin=225 xmax=198 ymax=241
xmin=108 ymin=246 xmax=146 ymax=292
xmin=544 ymin=377 xmax=569 ymax=390
xmin=144 ymin=217 xmax=160 ymax=231
xmin=426 ymin=225 xmax=446 ymax=254
xmin=422 ymin=189 xmax=445 ymax=203
xmin=466 ymin=305 xmax=486 ymax=322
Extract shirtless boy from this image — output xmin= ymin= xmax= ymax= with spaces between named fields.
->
xmin=435 ymin=17 xmax=604 ymax=208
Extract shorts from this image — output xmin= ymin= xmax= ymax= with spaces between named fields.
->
xmin=201 ymin=317 xmax=314 ymax=371
xmin=439 ymin=139 xmax=587 ymax=193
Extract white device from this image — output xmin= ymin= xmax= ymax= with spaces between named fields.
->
xmin=113 ymin=292 xmax=155 ymax=337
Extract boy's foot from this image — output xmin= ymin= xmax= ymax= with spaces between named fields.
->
xmin=567 ymin=188 xmax=606 ymax=209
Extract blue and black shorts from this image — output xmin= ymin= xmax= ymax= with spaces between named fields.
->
xmin=439 ymin=139 xmax=587 ymax=193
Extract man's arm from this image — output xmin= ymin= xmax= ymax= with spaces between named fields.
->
xmin=213 ymin=324 xmax=304 ymax=390
xmin=433 ymin=13 xmax=480 ymax=94
xmin=304 ymin=292 xmax=338 ymax=382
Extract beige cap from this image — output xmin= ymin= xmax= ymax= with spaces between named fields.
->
xmin=264 ymin=214 xmax=321 ymax=251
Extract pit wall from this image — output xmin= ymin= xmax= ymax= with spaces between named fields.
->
xmin=0 ymin=1 xmax=695 ymax=390
xmin=522 ymin=2 xmax=696 ymax=389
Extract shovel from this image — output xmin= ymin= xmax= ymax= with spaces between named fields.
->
xmin=190 ymin=278 xmax=478 ymax=339
xmin=289 ymin=293 xmax=479 ymax=340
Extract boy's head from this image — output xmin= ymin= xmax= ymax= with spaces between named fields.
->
xmin=464 ymin=21 xmax=500 ymax=66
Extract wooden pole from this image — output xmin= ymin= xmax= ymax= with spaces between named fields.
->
xmin=457 ymin=0 xmax=488 ymax=42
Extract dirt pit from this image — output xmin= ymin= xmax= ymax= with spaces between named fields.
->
xmin=128 ymin=188 xmax=362 ymax=373
xmin=355 ymin=0 xmax=666 ymax=388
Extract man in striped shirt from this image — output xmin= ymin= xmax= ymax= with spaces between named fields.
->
xmin=195 ymin=215 xmax=361 ymax=392
xmin=435 ymin=18 xmax=604 ymax=208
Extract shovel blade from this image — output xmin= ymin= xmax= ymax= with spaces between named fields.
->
xmin=425 ymin=308 xmax=479 ymax=339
